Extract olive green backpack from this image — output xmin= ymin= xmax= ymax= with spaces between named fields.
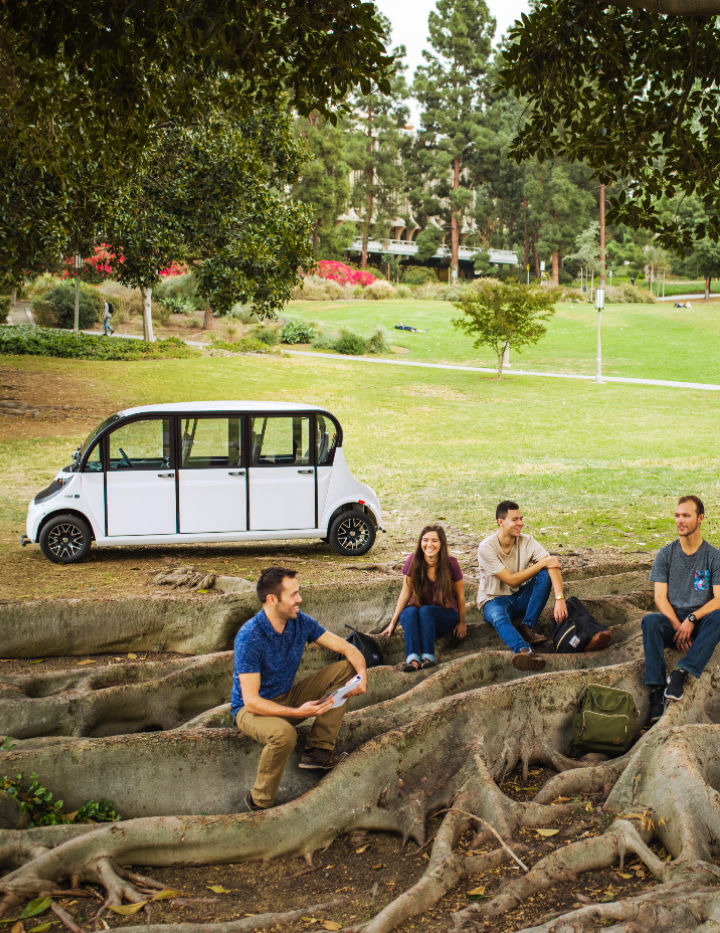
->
xmin=570 ymin=684 xmax=638 ymax=757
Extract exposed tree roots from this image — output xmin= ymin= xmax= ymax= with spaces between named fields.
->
xmin=5 ymin=584 xmax=720 ymax=932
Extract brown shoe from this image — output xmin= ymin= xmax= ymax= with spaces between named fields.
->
xmin=514 ymin=623 xmax=547 ymax=646
xmin=245 ymin=790 xmax=267 ymax=812
xmin=585 ymin=630 xmax=612 ymax=652
xmin=512 ymin=648 xmax=546 ymax=672
xmin=298 ymin=747 xmax=349 ymax=770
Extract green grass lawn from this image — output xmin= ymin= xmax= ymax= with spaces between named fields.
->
xmin=2 ymin=351 xmax=719 ymax=557
xmin=286 ymin=298 xmax=720 ymax=384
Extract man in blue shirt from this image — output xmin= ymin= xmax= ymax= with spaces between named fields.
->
xmin=643 ymin=496 xmax=720 ymax=724
xmin=232 ymin=566 xmax=367 ymax=812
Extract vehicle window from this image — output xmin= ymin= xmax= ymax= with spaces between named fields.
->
xmin=108 ymin=419 xmax=171 ymax=471
xmin=83 ymin=442 xmax=103 ymax=472
xmin=316 ymin=414 xmax=339 ymax=466
xmin=180 ymin=418 xmax=241 ymax=469
xmin=79 ymin=413 xmax=121 ymax=459
xmin=250 ymin=416 xmax=311 ymax=466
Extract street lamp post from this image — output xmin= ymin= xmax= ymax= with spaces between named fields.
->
xmin=73 ymin=254 xmax=83 ymax=333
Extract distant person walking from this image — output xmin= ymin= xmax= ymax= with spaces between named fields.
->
xmin=380 ymin=524 xmax=466 ymax=670
xmin=102 ymin=300 xmax=114 ymax=336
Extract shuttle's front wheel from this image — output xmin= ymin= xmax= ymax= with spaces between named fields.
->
xmin=328 ymin=510 xmax=376 ymax=556
xmin=39 ymin=514 xmax=92 ymax=563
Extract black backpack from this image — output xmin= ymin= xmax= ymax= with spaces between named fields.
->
xmin=107 ymin=301 xmax=114 ymax=315
xmin=337 ymin=625 xmax=384 ymax=668
xmin=552 ymin=596 xmax=609 ymax=653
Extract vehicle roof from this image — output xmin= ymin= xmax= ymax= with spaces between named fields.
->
xmin=118 ymin=401 xmax=332 ymax=417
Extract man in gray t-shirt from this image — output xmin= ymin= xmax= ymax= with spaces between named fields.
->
xmin=643 ymin=495 xmax=720 ymax=724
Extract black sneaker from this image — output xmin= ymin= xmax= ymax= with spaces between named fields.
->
xmin=648 ymin=687 xmax=665 ymax=723
xmin=665 ymin=669 xmax=688 ymax=702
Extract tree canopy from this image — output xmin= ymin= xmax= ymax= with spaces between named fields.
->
xmin=499 ymin=3 xmax=720 ymax=250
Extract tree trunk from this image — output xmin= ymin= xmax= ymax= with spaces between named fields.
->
xmin=523 ymin=200 xmax=529 ymax=271
xmin=361 ymin=107 xmax=374 ymax=271
xmin=508 ymin=213 xmax=515 ymax=249
xmin=312 ymin=221 xmax=319 ymax=257
xmin=73 ymin=275 xmax=81 ymax=333
xmin=203 ymin=302 xmax=213 ymax=330
xmin=450 ymin=156 xmax=460 ymax=283
xmin=142 ymin=288 xmax=155 ymax=342
xmin=551 ymin=251 xmax=559 ymax=286
xmin=10 ymin=287 xmax=16 ymax=308
xmin=532 ymin=234 xmax=540 ymax=279
xmin=502 ymin=342 xmax=510 ymax=372
xmin=705 ymin=276 xmax=710 ymax=301
xmin=599 ymin=183 xmax=606 ymax=291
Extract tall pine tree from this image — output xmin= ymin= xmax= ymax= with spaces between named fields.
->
xmin=413 ymin=0 xmax=495 ymax=281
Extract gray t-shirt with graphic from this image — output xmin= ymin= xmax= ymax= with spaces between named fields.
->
xmin=649 ymin=539 xmax=720 ymax=613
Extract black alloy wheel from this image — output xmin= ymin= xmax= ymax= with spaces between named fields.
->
xmin=39 ymin=514 xmax=92 ymax=563
xmin=328 ymin=509 xmax=376 ymax=556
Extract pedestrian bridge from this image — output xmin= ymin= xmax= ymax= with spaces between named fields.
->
xmin=348 ymin=238 xmax=518 ymax=266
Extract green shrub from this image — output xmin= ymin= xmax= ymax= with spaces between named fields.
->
xmin=364 ymin=327 xmax=390 ymax=354
xmin=250 ymin=324 xmax=280 ymax=346
xmin=226 ymin=303 xmax=256 ymax=322
xmin=33 ymin=282 xmax=103 ymax=330
xmin=210 ymin=337 xmax=276 ymax=353
xmin=333 ymin=328 xmax=366 ymax=355
xmin=281 ymin=320 xmax=317 ymax=344
xmin=310 ymin=332 xmax=335 ymax=350
xmin=0 ymin=325 xmax=199 ymax=361
xmin=159 ymin=296 xmax=195 ymax=315
xmin=0 ymin=771 xmax=121 ymax=828
xmin=395 ymin=285 xmax=412 ymax=299
xmin=402 ymin=266 xmax=438 ymax=286
xmin=154 ymin=303 xmax=173 ymax=326
xmin=154 ymin=273 xmax=203 ymax=309
xmin=364 ymin=280 xmax=397 ymax=300
xmin=0 ymin=296 xmax=10 ymax=321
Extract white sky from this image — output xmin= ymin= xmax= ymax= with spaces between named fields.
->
xmin=374 ymin=0 xmax=530 ymax=126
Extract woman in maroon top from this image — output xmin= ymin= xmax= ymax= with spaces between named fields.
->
xmin=380 ymin=524 xmax=466 ymax=671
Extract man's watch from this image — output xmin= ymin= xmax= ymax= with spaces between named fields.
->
xmin=688 ymin=613 xmax=697 ymax=624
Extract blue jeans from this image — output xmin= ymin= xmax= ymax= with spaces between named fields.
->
xmin=642 ymin=609 xmax=720 ymax=685
xmin=103 ymin=319 xmax=114 ymax=336
xmin=400 ymin=605 xmax=460 ymax=663
xmin=482 ymin=568 xmax=552 ymax=653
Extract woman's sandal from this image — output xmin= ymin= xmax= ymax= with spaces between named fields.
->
xmin=403 ymin=661 xmax=421 ymax=673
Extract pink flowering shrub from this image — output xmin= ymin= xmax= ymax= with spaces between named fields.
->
xmin=63 ymin=246 xmax=187 ymax=284
xmin=315 ymin=260 xmax=378 ymax=287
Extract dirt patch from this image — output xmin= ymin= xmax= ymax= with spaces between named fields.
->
xmin=0 ymin=650 xmax=185 ymax=677
xmin=28 ymin=768 xmax=659 ymax=933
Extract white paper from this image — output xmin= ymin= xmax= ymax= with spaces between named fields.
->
xmin=323 ymin=673 xmax=362 ymax=709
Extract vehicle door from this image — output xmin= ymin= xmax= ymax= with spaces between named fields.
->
xmin=80 ymin=440 xmax=105 ymax=534
xmin=248 ymin=414 xmax=316 ymax=530
xmin=178 ymin=415 xmax=247 ymax=533
xmin=106 ymin=417 xmax=176 ymax=536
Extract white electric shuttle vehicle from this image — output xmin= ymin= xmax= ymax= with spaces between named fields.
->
xmin=22 ymin=401 xmax=384 ymax=563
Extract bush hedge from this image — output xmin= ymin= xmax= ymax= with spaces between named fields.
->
xmin=0 ymin=326 xmax=199 ymax=361
xmin=32 ymin=282 xmax=103 ymax=330
xmin=281 ymin=320 xmax=317 ymax=344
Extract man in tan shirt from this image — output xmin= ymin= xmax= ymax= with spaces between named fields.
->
xmin=478 ymin=500 xmax=567 ymax=671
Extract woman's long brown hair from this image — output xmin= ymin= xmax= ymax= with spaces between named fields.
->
xmin=409 ymin=525 xmax=455 ymax=608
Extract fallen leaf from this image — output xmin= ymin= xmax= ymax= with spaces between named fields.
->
xmin=207 ymin=886 xmax=231 ymax=894
xmin=323 ymin=922 xmax=342 ymax=930
xmin=302 ymin=919 xmax=318 ymax=924
xmin=197 ymin=589 xmax=209 ymax=593
xmin=355 ymin=845 xmax=369 ymax=854
xmin=553 ymin=796 xmax=571 ymax=802
xmin=535 ymin=829 xmax=560 ymax=837
xmin=617 ymin=873 xmax=633 ymax=880
xmin=11 ymin=923 xmax=25 ymax=933
xmin=127 ymin=653 xmax=137 ymax=660
xmin=152 ymin=891 xmax=183 ymax=901
xmin=20 ymin=898 xmax=52 ymax=920
xmin=28 ymin=924 xmax=52 ymax=933
xmin=76 ymin=660 xmax=95 ymax=665
xmin=107 ymin=902 xmax=146 ymax=915
xmin=422 ymin=853 xmax=430 ymax=860
xmin=62 ymin=811 xmax=79 ymax=821
xmin=467 ymin=887 xmax=485 ymax=896
xmin=371 ymin=864 xmax=383 ymax=870
xmin=28 ymin=659 xmax=46 ymax=665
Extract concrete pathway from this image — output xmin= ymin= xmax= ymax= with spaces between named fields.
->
xmin=283 ymin=349 xmax=720 ymax=392
xmin=657 ymin=293 xmax=715 ymax=302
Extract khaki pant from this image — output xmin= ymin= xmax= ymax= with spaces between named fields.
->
xmin=235 ymin=659 xmax=355 ymax=808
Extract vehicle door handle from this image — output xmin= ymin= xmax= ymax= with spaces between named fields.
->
xmin=298 ymin=469 xmax=314 ymax=474
xmin=228 ymin=470 xmax=246 ymax=476
xmin=158 ymin=472 xmax=175 ymax=478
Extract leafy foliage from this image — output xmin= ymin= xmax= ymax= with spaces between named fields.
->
xmin=364 ymin=327 xmax=391 ymax=354
xmin=32 ymin=282 xmax=102 ymax=330
xmin=333 ymin=328 xmax=367 ymax=355
xmin=498 ymin=3 xmax=720 ymax=250
xmin=401 ymin=266 xmax=438 ymax=286
xmin=209 ymin=337 xmax=277 ymax=354
xmin=1 ymin=771 xmax=120 ymax=828
xmin=281 ymin=321 xmax=317 ymax=344
xmin=317 ymin=260 xmax=378 ymax=286
xmin=452 ymin=280 xmax=557 ymax=378
xmin=0 ymin=326 xmax=198 ymax=361
xmin=158 ymin=297 xmax=196 ymax=315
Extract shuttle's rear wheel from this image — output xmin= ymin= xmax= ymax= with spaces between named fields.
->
xmin=328 ymin=510 xmax=376 ymax=556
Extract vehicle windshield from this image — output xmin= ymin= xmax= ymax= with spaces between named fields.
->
xmin=78 ymin=414 xmax=122 ymax=460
